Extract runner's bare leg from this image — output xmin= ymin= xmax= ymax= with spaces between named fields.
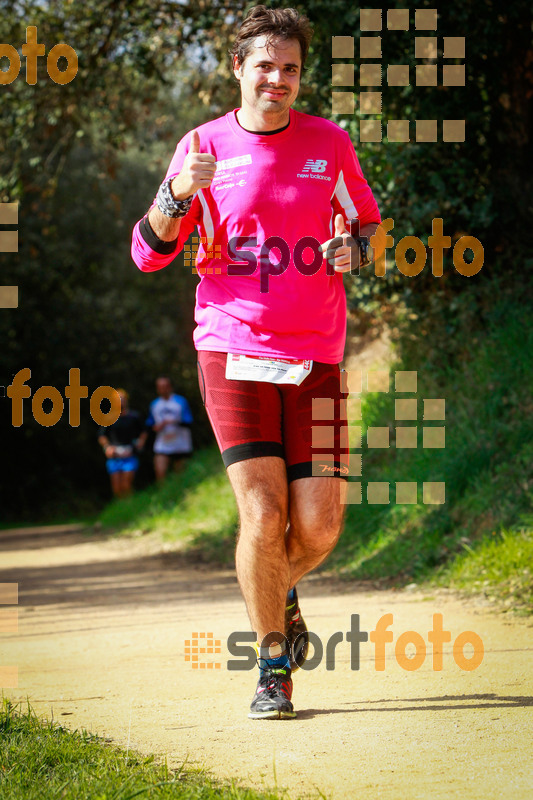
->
xmin=229 ymin=457 xmax=289 ymax=642
xmin=120 ymin=470 xmax=136 ymax=497
xmin=229 ymin=458 xmax=346 ymax=642
xmin=154 ymin=454 xmax=170 ymax=482
xmin=110 ymin=472 xmax=122 ymax=498
xmin=286 ymin=477 xmax=347 ymax=587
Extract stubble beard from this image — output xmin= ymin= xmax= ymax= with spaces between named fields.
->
xmin=256 ymin=89 xmax=294 ymax=119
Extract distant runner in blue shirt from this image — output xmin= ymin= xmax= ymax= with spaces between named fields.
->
xmin=146 ymin=376 xmax=194 ymax=482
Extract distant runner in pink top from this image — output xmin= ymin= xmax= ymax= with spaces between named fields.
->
xmin=131 ymin=4 xmax=381 ymax=722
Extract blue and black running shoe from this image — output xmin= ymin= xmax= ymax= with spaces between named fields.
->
xmin=248 ymin=666 xmax=296 ymax=720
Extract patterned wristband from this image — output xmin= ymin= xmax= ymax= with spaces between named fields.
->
xmin=156 ymin=178 xmax=193 ymax=218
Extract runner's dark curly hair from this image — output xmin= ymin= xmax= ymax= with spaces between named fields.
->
xmin=230 ymin=5 xmax=313 ymax=71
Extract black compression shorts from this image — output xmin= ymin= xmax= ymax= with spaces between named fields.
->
xmin=197 ymin=350 xmax=349 ymax=482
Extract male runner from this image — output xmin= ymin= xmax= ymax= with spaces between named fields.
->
xmin=146 ymin=376 xmax=194 ymax=482
xmin=132 ymin=5 xmax=380 ymax=719
xmin=98 ymin=389 xmax=147 ymax=498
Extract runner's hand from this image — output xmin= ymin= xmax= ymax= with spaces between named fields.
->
xmin=319 ymin=214 xmax=360 ymax=273
xmin=170 ymin=130 xmax=216 ymax=199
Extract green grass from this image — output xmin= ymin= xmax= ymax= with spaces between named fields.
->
xmin=97 ymin=293 xmax=533 ymax=613
xmin=98 ymin=447 xmax=239 ymax=563
xmin=329 ymin=292 xmax=533 ymax=611
xmin=437 ymin=526 xmax=533 ymax=613
xmin=0 ymin=698 xmax=303 ymax=800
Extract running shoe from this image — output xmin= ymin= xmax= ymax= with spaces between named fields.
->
xmin=285 ymin=587 xmax=309 ymax=671
xmin=248 ymin=667 xmax=296 ymax=720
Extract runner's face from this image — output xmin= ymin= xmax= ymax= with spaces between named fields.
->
xmin=156 ymin=379 xmax=172 ymax=399
xmin=234 ymin=36 xmax=302 ymax=126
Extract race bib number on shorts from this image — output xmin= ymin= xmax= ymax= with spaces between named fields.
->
xmin=225 ymin=354 xmax=313 ymax=385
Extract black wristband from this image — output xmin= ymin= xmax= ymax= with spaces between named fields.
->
xmin=355 ymin=236 xmax=371 ymax=267
xmin=140 ymin=216 xmax=178 ymax=254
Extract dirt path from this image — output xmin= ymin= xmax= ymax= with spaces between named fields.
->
xmin=1 ymin=524 xmax=532 ymax=799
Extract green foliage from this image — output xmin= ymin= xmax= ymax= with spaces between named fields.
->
xmin=0 ymin=135 xmax=212 ymax=520
xmin=99 ymin=446 xmax=238 ymax=565
xmin=440 ymin=527 xmax=533 ymax=613
xmin=330 ymin=286 xmax=533 ymax=611
xmin=0 ymin=697 xmax=294 ymax=799
xmin=292 ymin=0 xmax=532 ymax=315
xmin=1 ymin=0 xmax=531 ymax=524
xmin=1 ymin=2 xmax=225 ymax=519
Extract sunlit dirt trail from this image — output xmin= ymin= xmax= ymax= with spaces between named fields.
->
xmin=1 ymin=523 xmax=532 ymax=799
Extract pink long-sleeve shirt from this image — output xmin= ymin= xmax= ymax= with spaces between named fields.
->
xmin=132 ymin=108 xmax=380 ymax=364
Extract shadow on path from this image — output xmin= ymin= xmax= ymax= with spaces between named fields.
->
xmin=297 ymin=693 xmax=533 ymax=719
xmin=0 ymin=524 xmax=238 ymax=609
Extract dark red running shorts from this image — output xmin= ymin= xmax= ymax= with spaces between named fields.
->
xmin=197 ymin=350 xmax=349 ymax=482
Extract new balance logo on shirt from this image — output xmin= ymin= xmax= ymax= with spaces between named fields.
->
xmin=302 ymin=159 xmax=328 ymax=173
xmin=297 ymin=159 xmax=331 ymax=181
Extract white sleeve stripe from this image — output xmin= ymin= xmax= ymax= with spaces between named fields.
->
xmin=197 ymin=189 xmax=214 ymax=241
xmin=332 ymin=170 xmax=358 ymax=219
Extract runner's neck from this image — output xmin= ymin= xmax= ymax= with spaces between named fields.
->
xmin=236 ymin=117 xmax=290 ymax=136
